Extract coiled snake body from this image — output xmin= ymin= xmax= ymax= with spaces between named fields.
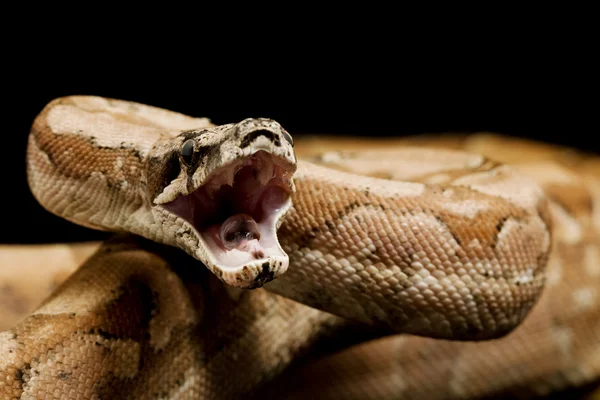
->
xmin=0 ymin=96 xmax=598 ymax=399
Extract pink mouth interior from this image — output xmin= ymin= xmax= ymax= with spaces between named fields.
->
xmin=163 ymin=151 xmax=292 ymax=268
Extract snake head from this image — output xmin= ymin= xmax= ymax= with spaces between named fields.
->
xmin=149 ymin=118 xmax=297 ymax=289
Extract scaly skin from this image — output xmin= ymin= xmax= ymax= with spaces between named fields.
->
xmin=1 ymin=98 xmax=594 ymax=399
xmin=257 ymin=135 xmax=600 ymax=399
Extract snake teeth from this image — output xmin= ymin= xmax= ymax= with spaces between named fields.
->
xmin=221 ymin=162 xmax=238 ymax=187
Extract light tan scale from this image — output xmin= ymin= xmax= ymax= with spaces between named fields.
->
xmin=0 ymin=96 xmax=597 ymax=399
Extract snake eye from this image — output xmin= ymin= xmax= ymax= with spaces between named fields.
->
xmin=282 ymin=130 xmax=293 ymax=146
xmin=181 ymin=139 xmax=195 ymax=165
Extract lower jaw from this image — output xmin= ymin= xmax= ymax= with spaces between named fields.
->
xmin=198 ymin=238 xmax=290 ymax=289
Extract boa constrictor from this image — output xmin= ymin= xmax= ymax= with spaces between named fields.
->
xmin=0 ymin=96 xmax=598 ymax=399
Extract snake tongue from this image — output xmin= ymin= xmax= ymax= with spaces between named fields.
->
xmin=219 ymin=213 xmax=263 ymax=256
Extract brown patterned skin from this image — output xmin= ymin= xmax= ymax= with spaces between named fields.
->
xmin=0 ymin=238 xmax=360 ymax=399
xmin=0 ymin=97 xmax=596 ymax=398
xmin=257 ymin=135 xmax=600 ymax=399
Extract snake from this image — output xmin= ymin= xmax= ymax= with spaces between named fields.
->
xmin=0 ymin=96 xmax=598 ymax=399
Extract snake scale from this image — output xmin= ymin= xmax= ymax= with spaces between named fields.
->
xmin=0 ymin=96 xmax=598 ymax=399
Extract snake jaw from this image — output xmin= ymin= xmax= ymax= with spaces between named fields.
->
xmin=162 ymin=150 xmax=295 ymax=288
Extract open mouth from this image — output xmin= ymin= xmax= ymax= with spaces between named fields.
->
xmin=162 ymin=150 xmax=294 ymax=270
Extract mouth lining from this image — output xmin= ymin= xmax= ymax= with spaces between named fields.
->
xmin=162 ymin=150 xmax=293 ymax=269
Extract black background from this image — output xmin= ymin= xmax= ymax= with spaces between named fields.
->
xmin=3 ymin=42 xmax=597 ymax=244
